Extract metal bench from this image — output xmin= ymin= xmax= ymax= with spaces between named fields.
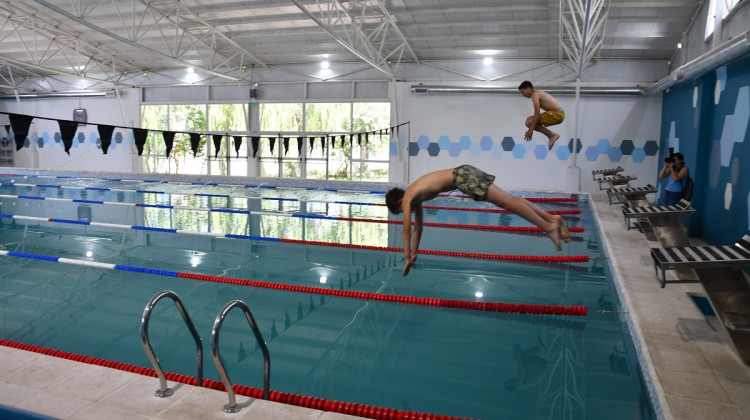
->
xmin=591 ymin=166 xmax=624 ymax=180
xmin=597 ymin=174 xmax=636 ymax=190
xmin=607 ymin=183 xmax=657 ymax=205
xmin=621 ymin=198 xmax=695 ymax=230
xmin=650 ymin=235 xmax=750 ymax=288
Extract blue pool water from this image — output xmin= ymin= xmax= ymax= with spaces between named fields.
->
xmin=0 ymin=173 xmax=655 ymax=420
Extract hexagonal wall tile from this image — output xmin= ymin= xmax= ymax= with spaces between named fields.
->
xmin=584 ymin=146 xmax=599 ymax=162
xmin=644 ymin=140 xmax=659 ymax=156
xmin=631 ymin=148 xmax=646 ymax=163
xmin=427 ymin=142 xmax=441 ymax=156
xmin=724 ymin=182 xmax=732 ymax=210
xmin=534 ymin=144 xmax=548 ymax=159
xmin=501 ymin=136 xmax=515 ymax=151
xmin=620 ymin=139 xmax=635 ymax=155
xmin=720 ymin=115 xmax=735 ymax=167
xmin=480 ymin=136 xmax=494 ymax=151
xmin=732 ymin=85 xmax=749 ymax=143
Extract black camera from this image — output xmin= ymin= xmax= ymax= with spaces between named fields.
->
xmin=664 ymin=147 xmax=674 ymax=164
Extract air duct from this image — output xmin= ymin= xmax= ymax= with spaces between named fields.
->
xmin=0 ymin=89 xmax=117 ymax=100
xmin=409 ymin=85 xmax=644 ymax=96
xmin=646 ymin=31 xmax=750 ymax=95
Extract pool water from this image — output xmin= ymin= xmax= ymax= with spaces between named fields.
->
xmin=0 ymin=174 xmax=655 ymax=420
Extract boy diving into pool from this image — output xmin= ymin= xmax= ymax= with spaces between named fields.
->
xmin=385 ymin=165 xmax=571 ymax=276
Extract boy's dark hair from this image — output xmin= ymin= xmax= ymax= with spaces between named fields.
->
xmin=385 ymin=188 xmax=406 ymax=214
xmin=518 ymin=81 xmax=533 ymax=90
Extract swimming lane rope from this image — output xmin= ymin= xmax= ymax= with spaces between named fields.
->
xmin=0 ymin=250 xmax=587 ymax=316
xmin=0 ymin=213 xmax=588 ymax=264
xmin=0 ymin=338 xmax=477 ymax=420
xmin=1 ymin=179 xmax=583 ymax=206
xmin=0 ymin=193 xmax=585 ymax=235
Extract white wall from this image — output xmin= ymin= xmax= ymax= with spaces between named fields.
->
xmin=0 ymin=88 xmax=141 ymax=173
xmin=392 ymin=82 xmax=662 ymax=194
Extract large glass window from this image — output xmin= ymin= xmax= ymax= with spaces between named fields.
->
xmin=259 ymin=103 xmax=303 ymax=178
xmin=208 ymin=104 xmax=248 ymax=176
xmin=705 ymin=0 xmax=741 ymax=40
xmin=141 ymin=104 xmax=248 ymax=176
xmin=141 ymin=100 xmax=390 ymax=181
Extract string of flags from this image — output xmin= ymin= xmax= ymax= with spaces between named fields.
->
xmin=0 ymin=111 xmax=408 ymax=158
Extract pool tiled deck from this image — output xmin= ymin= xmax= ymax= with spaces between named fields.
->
xmin=0 ymin=192 xmax=748 ymax=419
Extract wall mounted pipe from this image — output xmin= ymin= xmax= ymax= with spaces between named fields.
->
xmin=646 ymin=31 xmax=750 ymax=95
xmin=410 ymin=85 xmax=644 ymax=96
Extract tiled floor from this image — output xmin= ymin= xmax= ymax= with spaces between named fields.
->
xmin=0 ymin=192 xmax=748 ymax=419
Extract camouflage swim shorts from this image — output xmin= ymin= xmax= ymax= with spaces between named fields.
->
xmin=452 ymin=165 xmax=496 ymax=201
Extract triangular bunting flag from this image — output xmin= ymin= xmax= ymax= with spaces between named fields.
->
xmin=309 ymin=136 xmax=316 ymax=152
xmin=297 ymin=137 xmax=303 ymax=155
xmin=283 ymin=137 xmax=289 ymax=156
xmin=212 ymin=134 xmax=223 ymax=158
xmin=132 ymin=128 xmax=148 ymax=156
xmin=269 ymin=137 xmax=276 ymax=154
xmin=162 ymin=131 xmax=176 ymax=158
xmin=8 ymin=113 xmax=33 ymax=151
xmin=251 ymin=136 xmax=260 ymax=158
xmin=58 ymin=119 xmax=79 ymax=155
xmin=97 ymin=124 xmax=115 ymax=154
xmin=234 ymin=136 xmax=243 ymax=158
xmin=320 ymin=136 xmax=326 ymax=150
xmin=189 ymin=133 xmax=201 ymax=157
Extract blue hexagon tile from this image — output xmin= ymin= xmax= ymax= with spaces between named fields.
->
xmin=404 ymin=134 xmax=664 ymax=162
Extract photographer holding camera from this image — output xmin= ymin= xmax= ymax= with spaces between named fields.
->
xmin=658 ymin=151 xmax=689 ymax=205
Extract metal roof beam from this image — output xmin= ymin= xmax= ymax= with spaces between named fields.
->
xmin=290 ymin=0 xmax=419 ymax=80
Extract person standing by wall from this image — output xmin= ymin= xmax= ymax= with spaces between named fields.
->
xmin=658 ymin=152 xmax=689 ymax=205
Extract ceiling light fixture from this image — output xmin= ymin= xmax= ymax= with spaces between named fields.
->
xmin=677 ymin=42 xmax=683 ymax=49
xmin=321 ymin=60 xmax=330 ymax=69
xmin=483 ymin=57 xmax=493 ymax=66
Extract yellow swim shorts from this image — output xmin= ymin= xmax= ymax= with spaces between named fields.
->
xmin=539 ymin=109 xmax=565 ymax=127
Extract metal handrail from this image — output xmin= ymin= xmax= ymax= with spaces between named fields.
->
xmin=140 ymin=290 xmax=204 ymax=397
xmin=211 ymin=300 xmax=271 ymax=413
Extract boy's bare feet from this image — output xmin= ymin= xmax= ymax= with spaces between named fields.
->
xmin=554 ymin=215 xmax=571 ymax=243
xmin=548 ymin=133 xmax=560 ymax=151
xmin=546 ymin=226 xmax=562 ymax=251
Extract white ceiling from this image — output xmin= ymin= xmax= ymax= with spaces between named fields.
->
xmin=0 ymin=0 xmax=701 ymax=90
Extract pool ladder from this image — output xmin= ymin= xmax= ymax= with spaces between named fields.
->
xmin=140 ymin=290 xmax=270 ymax=413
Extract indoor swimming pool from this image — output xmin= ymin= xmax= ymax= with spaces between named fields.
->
xmin=0 ymin=172 xmax=656 ymax=420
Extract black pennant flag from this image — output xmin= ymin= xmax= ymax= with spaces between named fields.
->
xmin=132 ymin=128 xmax=148 ymax=156
xmin=189 ymin=133 xmax=201 ymax=157
xmin=233 ymin=136 xmax=243 ymax=158
xmin=297 ymin=136 xmax=303 ymax=155
xmin=251 ymin=136 xmax=260 ymax=158
xmin=283 ymin=137 xmax=290 ymax=156
xmin=58 ymin=120 xmax=78 ymax=155
xmin=269 ymin=137 xmax=276 ymax=154
xmin=162 ymin=131 xmax=176 ymax=158
xmin=212 ymin=134 xmax=223 ymax=158
xmin=97 ymin=124 xmax=115 ymax=154
xmin=8 ymin=113 xmax=33 ymax=151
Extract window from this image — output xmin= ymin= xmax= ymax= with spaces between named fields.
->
xmin=705 ymin=0 xmax=741 ymax=40
xmin=141 ymin=100 xmax=390 ymax=181
xmin=141 ymin=104 xmax=248 ymax=176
